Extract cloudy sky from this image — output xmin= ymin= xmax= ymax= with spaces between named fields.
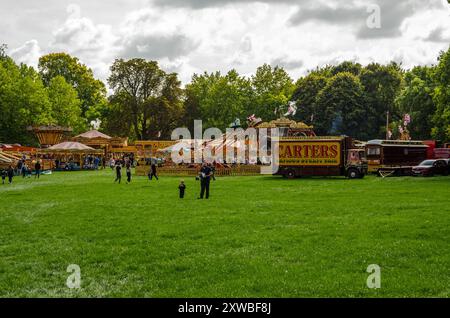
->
xmin=1 ymin=0 xmax=449 ymax=84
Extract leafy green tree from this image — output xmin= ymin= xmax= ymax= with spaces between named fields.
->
xmin=359 ymin=62 xmax=404 ymax=138
xmin=0 ymin=59 xmax=52 ymax=145
xmin=396 ymin=66 xmax=436 ymax=140
xmin=250 ymin=64 xmax=294 ymax=120
xmin=315 ymin=72 xmax=368 ymax=139
xmin=291 ymin=74 xmax=328 ymax=125
xmin=185 ymin=70 xmax=252 ymax=130
xmin=107 ymin=58 xmax=184 ymax=140
xmin=331 ymin=61 xmax=362 ymax=76
xmin=432 ymin=47 xmax=450 ymax=141
xmin=47 ymin=76 xmax=85 ymax=133
xmin=38 ymin=53 xmax=107 ymax=120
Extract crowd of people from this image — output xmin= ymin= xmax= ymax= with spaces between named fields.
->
xmin=2 ymin=152 xmax=217 ymax=200
xmin=1 ymin=156 xmax=42 ymax=184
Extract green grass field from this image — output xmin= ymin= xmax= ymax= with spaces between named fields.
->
xmin=0 ymin=170 xmax=449 ymax=297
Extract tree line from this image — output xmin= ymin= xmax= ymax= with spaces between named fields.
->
xmin=1 ymin=43 xmax=449 ymax=145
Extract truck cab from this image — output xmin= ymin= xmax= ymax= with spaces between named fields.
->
xmin=346 ymin=148 xmax=368 ymax=179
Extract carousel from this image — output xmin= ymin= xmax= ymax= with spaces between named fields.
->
xmin=38 ymin=141 xmax=103 ymax=171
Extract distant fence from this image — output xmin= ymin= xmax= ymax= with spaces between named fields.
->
xmin=135 ymin=165 xmax=261 ymax=177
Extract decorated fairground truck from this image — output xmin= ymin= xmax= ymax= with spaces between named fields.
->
xmin=275 ymin=136 xmax=367 ymax=179
xmin=365 ymin=139 xmax=428 ymax=177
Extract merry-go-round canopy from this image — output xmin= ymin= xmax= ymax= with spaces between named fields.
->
xmin=74 ymin=130 xmax=111 ymax=140
xmin=40 ymin=141 xmax=102 ymax=153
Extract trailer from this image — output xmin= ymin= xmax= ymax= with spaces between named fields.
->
xmin=275 ymin=136 xmax=367 ymax=179
xmin=365 ymin=139 xmax=428 ymax=177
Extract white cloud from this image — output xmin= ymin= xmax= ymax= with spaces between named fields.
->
xmin=3 ymin=0 xmax=450 ymax=85
xmin=9 ymin=40 xmax=42 ymax=68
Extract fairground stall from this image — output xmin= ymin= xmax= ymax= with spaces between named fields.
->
xmin=73 ymin=130 xmax=131 ymax=163
xmin=38 ymin=141 xmax=103 ymax=171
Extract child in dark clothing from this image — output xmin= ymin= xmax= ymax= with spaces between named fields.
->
xmin=114 ymin=163 xmax=122 ymax=184
xmin=178 ymin=180 xmax=186 ymax=198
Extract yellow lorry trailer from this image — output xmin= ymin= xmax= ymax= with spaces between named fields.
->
xmin=275 ymin=136 xmax=367 ymax=179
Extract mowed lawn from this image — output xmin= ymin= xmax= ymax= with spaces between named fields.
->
xmin=0 ymin=170 xmax=449 ymax=298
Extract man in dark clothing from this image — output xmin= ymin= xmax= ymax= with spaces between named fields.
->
xmin=126 ymin=162 xmax=132 ymax=184
xmin=198 ymin=163 xmax=212 ymax=199
xmin=22 ymin=163 xmax=27 ymax=178
xmin=114 ymin=163 xmax=122 ymax=183
xmin=16 ymin=160 xmax=23 ymax=176
xmin=7 ymin=165 xmax=14 ymax=184
xmin=35 ymin=160 xmax=41 ymax=179
xmin=148 ymin=162 xmax=159 ymax=180
xmin=1 ymin=169 xmax=6 ymax=184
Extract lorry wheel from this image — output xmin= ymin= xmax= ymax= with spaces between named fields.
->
xmin=347 ymin=168 xmax=359 ymax=179
xmin=286 ymin=169 xmax=296 ymax=179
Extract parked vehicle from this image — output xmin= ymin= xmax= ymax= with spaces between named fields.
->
xmin=275 ymin=136 xmax=367 ymax=179
xmin=365 ymin=139 xmax=428 ymax=176
xmin=412 ymin=159 xmax=449 ymax=176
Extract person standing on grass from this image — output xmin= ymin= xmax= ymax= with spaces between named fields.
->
xmin=198 ymin=162 xmax=212 ymax=199
xmin=126 ymin=162 xmax=132 ymax=184
xmin=148 ymin=161 xmax=159 ymax=181
xmin=179 ymin=180 xmax=186 ymax=198
xmin=7 ymin=165 xmax=14 ymax=184
xmin=22 ymin=163 xmax=27 ymax=178
xmin=114 ymin=162 xmax=122 ymax=184
xmin=34 ymin=160 xmax=41 ymax=179
xmin=16 ymin=160 xmax=22 ymax=176
xmin=1 ymin=168 xmax=6 ymax=184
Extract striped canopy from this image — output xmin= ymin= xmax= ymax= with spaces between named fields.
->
xmin=75 ymin=130 xmax=111 ymax=139
xmin=44 ymin=142 xmax=99 ymax=153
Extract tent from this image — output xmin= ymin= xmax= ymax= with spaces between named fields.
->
xmin=0 ymin=152 xmax=13 ymax=165
xmin=43 ymin=141 xmax=101 ymax=153
xmin=75 ymin=130 xmax=111 ymax=139
xmin=157 ymin=139 xmax=206 ymax=155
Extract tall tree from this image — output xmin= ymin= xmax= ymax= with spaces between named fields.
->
xmin=185 ymin=70 xmax=252 ymax=130
xmin=38 ymin=53 xmax=107 ymax=120
xmin=359 ymin=62 xmax=404 ymax=138
xmin=0 ymin=59 xmax=52 ymax=145
xmin=396 ymin=66 xmax=436 ymax=140
xmin=291 ymin=73 xmax=328 ymax=125
xmin=250 ymin=64 xmax=294 ymax=120
xmin=432 ymin=47 xmax=450 ymax=141
xmin=315 ymin=72 xmax=368 ymax=139
xmin=47 ymin=76 xmax=85 ymax=133
xmin=107 ymin=58 xmax=184 ymax=140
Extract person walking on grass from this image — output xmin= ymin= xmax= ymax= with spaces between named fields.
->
xmin=34 ymin=160 xmax=41 ymax=179
xmin=179 ymin=180 xmax=186 ymax=198
xmin=148 ymin=162 xmax=159 ymax=181
xmin=114 ymin=162 xmax=122 ymax=184
xmin=7 ymin=165 xmax=14 ymax=184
